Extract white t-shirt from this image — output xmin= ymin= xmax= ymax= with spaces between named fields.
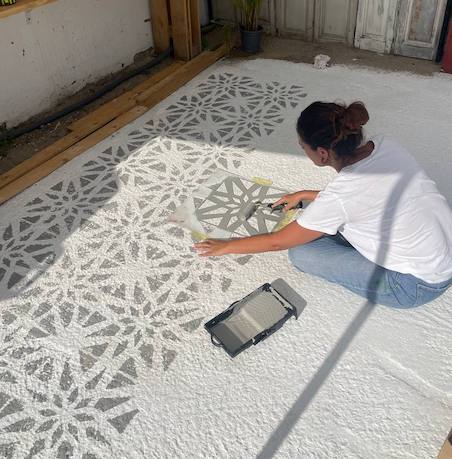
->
xmin=297 ymin=135 xmax=452 ymax=284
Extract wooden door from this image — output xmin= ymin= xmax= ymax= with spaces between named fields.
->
xmin=212 ymin=0 xmax=358 ymax=45
xmin=354 ymin=0 xmax=399 ymax=53
xmin=394 ymin=0 xmax=448 ymax=59
xmin=275 ymin=0 xmax=315 ymax=40
xmin=314 ymin=0 xmax=359 ymax=44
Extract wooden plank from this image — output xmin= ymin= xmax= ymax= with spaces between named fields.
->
xmin=189 ymin=0 xmax=202 ymax=57
xmin=0 ymin=62 xmax=180 ymax=190
xmin=437 ymin=429 xmax=452 ymax=459
xmin=0 ymin=131 xmax=86 ymax=189
xmin=137 ymin=43 xmax=229 ymax=106
xmin=68 ymin=62 xmax=181 ymax=133
xmin=0 ymin=0 xmax=57 ymax=19
xmin=0 ymin=44 xmax=229 ymax=203
xmin=149 ymin=0 xmax=170 ymax=53
xmin=169 ymin=0 xmax=191 ymax=60
xmin=0 ymin=106 xmax=148 ymax=205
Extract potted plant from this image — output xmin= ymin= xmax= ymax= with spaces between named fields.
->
xmin=233 ymin=0 xmax=263 ymax=53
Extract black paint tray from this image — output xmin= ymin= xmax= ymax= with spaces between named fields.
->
xmin=205 ymin=278 xmax=306 ymax=358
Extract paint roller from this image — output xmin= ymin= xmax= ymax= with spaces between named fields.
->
xmin=238 ymin=200 xmax=303 ymax=222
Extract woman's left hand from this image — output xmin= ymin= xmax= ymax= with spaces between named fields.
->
xmin=194 ymin=239 xmax=231 ymax=257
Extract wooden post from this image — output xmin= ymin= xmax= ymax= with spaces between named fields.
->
xmin=169 ymin=0 xmax=191 ymax=60
xmin=189 ymin=0 xmax=202 ymax=58
xmin=149 ymin=0 xmax=170 ymax=53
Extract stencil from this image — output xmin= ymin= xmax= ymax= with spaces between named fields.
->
xmin=170 ymin=170 xmax=301 ymax=238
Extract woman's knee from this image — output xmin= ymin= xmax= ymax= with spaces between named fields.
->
xmin=288 ymin=244 xmax=318 ymax=273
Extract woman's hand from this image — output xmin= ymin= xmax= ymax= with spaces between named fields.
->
xmin=272 ymin=190 xmax=320 ymax=212
xmin=194 ymin=239 xmax=231 ymax=257
xmin=272 ymin=191 xmax=305 ymax=213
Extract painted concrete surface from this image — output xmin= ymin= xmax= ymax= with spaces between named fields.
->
xmin=0 ymin=59 xmax=451 ymax=458
xmin=0 ymin=0 xmax=152 ymax=128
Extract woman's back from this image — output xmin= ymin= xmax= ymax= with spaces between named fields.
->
xmin=304 ymin=135 xmax=452 ymax=283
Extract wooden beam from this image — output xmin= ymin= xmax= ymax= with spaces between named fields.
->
xmin=0 ymin=107 xmax=148 ymax=205
xmin=189 ymin=0 xmax=202 ymax=58
xmin=0 ymin=131 xmax=87 ymax=190
xmin=137 ymin=43 xmax=230 ymax=106
xmin=0 ymin=44 xmax=230 ymax=204
xmin=68 ymin=62 xmax=181 ymax=134
xmin=149 ymin=0 xmax=170 ymax=53
xmin=0 ymin=0 xmax=57 ymax=19
xmin=0 ymin=62 xmax=181 ymax=190
xmin=169 ymin=0 xmax=191 ymax=60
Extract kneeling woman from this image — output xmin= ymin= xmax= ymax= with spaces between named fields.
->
xmin=194 ymin=101 xmax=452 ymax=308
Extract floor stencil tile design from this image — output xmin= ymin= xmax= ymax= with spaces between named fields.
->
xmin=0 ymin=64 xmax=307 ymax=457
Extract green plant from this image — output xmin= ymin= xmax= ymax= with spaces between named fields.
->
xmin=233 ymin=0 xmax=263 ymax=31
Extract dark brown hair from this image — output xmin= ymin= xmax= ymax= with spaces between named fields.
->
xmin=296 ymin=101 xmax=369 ymax=158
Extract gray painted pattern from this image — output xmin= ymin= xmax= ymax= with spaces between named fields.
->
xmin=0 ymin=71 xmax=307 ymax=457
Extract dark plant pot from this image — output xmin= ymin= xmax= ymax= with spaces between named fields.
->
xmin=240 ymin=25 xmax=263 ymax=53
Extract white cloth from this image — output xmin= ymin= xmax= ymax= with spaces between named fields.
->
xmin=297 ymin=135 xmax=452 ymax=283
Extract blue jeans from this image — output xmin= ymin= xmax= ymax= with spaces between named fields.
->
xmin=288 ymin=234 xmax=452 ymax=308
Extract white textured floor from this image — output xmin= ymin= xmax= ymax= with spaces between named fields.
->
xmin=0 ymin=59 xmax=451 ymax=459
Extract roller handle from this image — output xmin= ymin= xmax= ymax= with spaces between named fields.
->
xmin=270 ymin=200 xmax=304 ymax=213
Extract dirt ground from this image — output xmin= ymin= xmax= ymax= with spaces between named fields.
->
xmin=0 ymin=29 xmax=442 ymax=176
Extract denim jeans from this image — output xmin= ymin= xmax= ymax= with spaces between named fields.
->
xmin=288 ymin=234 xmax=452 ymax=308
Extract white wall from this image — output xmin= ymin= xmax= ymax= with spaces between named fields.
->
xmin=0 ymin=0 xmax=153 ymax=129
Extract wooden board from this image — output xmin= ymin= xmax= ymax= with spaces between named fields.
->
xmin=0 ymin=106 xmax=148 ymax=205
xmin=0 ymin=131 xmax=86 ymax=189
xmin=0 ymin=0 xmax=56 ymax=19
xmin=0 ymin=62 xmax=181 ymax=190
xmin=68 ymin=62 xmax=181 ymax=134
xmin=137 ymin=43 xmax=229 ymax=106
xmin=0 ymin=44 xmax=230 ymax=204
xmin=189 ymin=0 xmax=202 ymax=57
xmin=169 ymin=0 xmax=191 ymax=60
xmin=149 ymin=0 xmax=170 ymax=53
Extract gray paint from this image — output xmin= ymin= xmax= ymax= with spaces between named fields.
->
xmin=195 ymin=176 xmax=287 ymax=236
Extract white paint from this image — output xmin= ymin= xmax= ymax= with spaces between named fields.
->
xmin=0 ymin=0 xmax=153 ymax=128
xmin=1 ymin=58 xmax=451 ymax=458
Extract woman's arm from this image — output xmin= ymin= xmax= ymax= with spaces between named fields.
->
xmin=194 ymin=221 xmax=324 ymax=257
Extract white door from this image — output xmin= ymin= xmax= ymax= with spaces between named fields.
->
xmin=393 ymin=0 xmax=448 ymax=59
xmin=213 ymin=0 xmax=358 ymax=45
xmin=354 ymin=0 xmax=399 ymax=53
xmin=314 ymin=0 xmax=359 ymax=44
xmin=275 ymin=0 xmax=316 ymax=41
xmin=276 ymin=0 xmax=358 ymax=44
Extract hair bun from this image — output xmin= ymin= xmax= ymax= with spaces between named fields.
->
xmin=341 ymin=102 xmax=369 ymax=130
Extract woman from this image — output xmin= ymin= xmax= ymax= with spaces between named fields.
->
xmin=194 ymin=101 xmax=452 ymax=308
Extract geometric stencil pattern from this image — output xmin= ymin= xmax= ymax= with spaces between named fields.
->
xmin=0 ymin=69 xmax=307 ymax=456
xmin=195 ymin=176 xmax=288 ymax=236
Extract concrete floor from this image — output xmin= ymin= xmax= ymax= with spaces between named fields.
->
xmin=0 ymin=32 xmax=443 ymax=175
xmin=235 ymin=35 xmax=441 ymax=75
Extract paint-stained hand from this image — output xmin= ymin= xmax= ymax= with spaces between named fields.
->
xmin=272 ymin=192 xmax=304 ymax=213
xmin=194 ymin=239 xmax=231 ymax=257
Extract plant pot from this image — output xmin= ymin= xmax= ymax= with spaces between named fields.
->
xmin=240 ymin=25 xmax=263 ymax=54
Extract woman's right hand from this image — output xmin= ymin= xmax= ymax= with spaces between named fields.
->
xmin=272 ymin=190 xmax=320 ymax=212
xmin=271 ymin=191 xmax=306 ymax=213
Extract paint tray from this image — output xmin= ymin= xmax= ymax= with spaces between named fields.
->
xmin=205 ymin=279 xmax=306 ymax=358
